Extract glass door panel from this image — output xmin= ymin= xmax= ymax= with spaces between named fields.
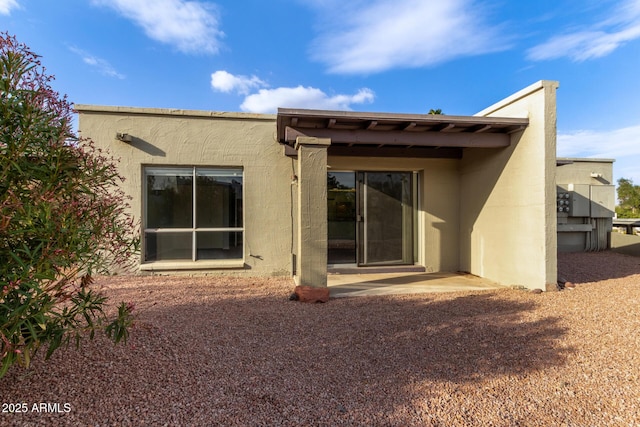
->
xmin=327 ymin=172 xmax=357 ymax=264
xmin=359 ymin=172 xmax=414 ymax=265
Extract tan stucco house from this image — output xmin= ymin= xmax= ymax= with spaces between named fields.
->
xmin=77 ymin=80 xmax=561 ymax=292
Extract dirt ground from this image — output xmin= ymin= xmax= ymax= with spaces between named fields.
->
xmin=1 ymin=251 xmax=639 ymax=426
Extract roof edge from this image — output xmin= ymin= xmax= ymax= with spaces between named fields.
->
xmin=556 ymin=157 xmax=615 ymax=163
xmin=277 ymin=108 xmax=527 ymax=124
xmin=475 ymin=80 xmax=559 ymax=117
xmin=74 ymin=104 xmax=276 ymax=121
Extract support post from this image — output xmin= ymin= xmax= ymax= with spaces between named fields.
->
xmin=294 ymin=137 xmax=330 ymax=301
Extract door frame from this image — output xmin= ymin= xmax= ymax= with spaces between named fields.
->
xmin=327 ymin=170 xmax=418 ymax=267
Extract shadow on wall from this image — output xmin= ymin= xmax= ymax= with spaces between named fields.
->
xmin=556 ymin=182 xmax=615 ymax=253
xmin=127 ymin=136 xmax=166 ymax=157
xmin=611 ymin=233 xmax=640 ymax=257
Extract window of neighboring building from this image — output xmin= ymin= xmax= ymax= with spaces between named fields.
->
xmin=143 ymin=166 xmax=243 ymax=262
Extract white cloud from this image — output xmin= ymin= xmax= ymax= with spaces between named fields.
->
xmin=527 ymin=0 xmax=640 ymax=61
xmin=210 ymin=70 xmax=267 ymax=95
xmin=307 ymin=0 xmax=508 ymax=74
xmin=558 ymin=124 xmax=640 ymax=183
xmin=92 ymin=0 xmax=223 ymax=54
xmin=212 ymin=70 xmax=375 ymax=113
xmin=69 ymin=47 xmax=125 ymax=79
xmin=0 ymin=0 xmax=19 ymax=15
xmin=240 ymin=86 xmax=375 ymax=114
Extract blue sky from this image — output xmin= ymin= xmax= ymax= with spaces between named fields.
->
xmin=2 ymin=0 xmax=640 ymax=185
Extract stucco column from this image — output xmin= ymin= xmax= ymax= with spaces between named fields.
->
xmin=294 ymin=137 xmax=330 ymax=294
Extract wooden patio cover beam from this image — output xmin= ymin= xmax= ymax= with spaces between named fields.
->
xmin=285 ymin=126 xmax=510 ymax=148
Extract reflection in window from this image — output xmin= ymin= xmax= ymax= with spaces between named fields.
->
xmin=144 ymin=167 xmax=243 ymax=262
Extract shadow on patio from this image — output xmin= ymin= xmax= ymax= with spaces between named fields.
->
xmin=328 ymin=271 xmax=505 ymax=297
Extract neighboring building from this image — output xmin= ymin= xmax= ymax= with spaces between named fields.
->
xmin=556 ymin=158 xmax=616 ymax=252
xmin=77 ymin=80 xmax=559 ymax=291
xmin=612 ymin=219 xmax=640 ymax=236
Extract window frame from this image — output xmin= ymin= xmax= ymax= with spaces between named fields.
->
xmin=142 ymin=165 xmax=244 ymax=263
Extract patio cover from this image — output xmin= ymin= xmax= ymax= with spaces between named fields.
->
xmin=277 ymin=108 xmax=529 ymax=158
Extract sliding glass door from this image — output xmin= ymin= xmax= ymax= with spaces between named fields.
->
xmin=328 ymin=171 xmax=415 ymax=266
xmin=327 ymin=172 xmax=357 ymax=264
xmin=358 ymin=172 xmax=414 ymax=265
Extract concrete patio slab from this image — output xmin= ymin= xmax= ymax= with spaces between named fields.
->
xmin=328 ymin=271 xmax=505 ymax=297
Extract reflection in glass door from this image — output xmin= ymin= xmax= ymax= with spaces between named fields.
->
xmin=328 ymin=171 xmax=415 ymax=266
xmin=327 ymin=172 xmax=356 ymax=264
xmin=358 ymin=172 xmax=414 ymax=265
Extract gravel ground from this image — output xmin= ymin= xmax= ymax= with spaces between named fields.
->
xmin=1 ymin=251 xmax=639 ymax=426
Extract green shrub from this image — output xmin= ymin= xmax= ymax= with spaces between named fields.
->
xmin=616 ymin=178 xmax=640 ymax=219
xmin=0 ymin=33 xmax=139 ymax=377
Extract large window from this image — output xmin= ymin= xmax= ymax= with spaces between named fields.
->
xmin=144 ymin=167 xmax=243 ymax=262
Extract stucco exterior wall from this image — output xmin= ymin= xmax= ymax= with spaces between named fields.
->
xmin=78 ymin=81 xmax=559 ymax=290
xmin=460 ymin=81 xmax=559 ymax=290
xmin=611 ymin=232 xmax=640 ymax=256
xmin=556 ymin=159 xmax=614 ymax=185
xmin=77 ymin=106 xmax=294 ymax=276
xmin=327 ymin=156 xmax=460 ymax=272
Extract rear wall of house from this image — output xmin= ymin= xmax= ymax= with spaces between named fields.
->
xmin=327 ymin=156 xmax=460 ymax=273
xmin=77 ymin=106 xmax=294 ymax=276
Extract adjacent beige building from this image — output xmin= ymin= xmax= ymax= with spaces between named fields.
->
xmin=77 ymin=80 xmax=561 ymax=291
xmin=556 ymin=158 xmax=615 ymax=252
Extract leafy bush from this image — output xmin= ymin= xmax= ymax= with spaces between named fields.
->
xmin=0 ymin=33 xmax=139 ymax=377
xmin=616 ymin=178 xmax=640 ymax=219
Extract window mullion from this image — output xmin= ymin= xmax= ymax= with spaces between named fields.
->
xmin=143 ymin=165 xmax=243 ymax=263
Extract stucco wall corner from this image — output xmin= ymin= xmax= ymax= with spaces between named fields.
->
xmin=460 ymin=81 xmax=560 ymax=290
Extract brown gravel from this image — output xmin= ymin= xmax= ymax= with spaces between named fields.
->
xmin=1 ymin=251 xmax=640 ymax=426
